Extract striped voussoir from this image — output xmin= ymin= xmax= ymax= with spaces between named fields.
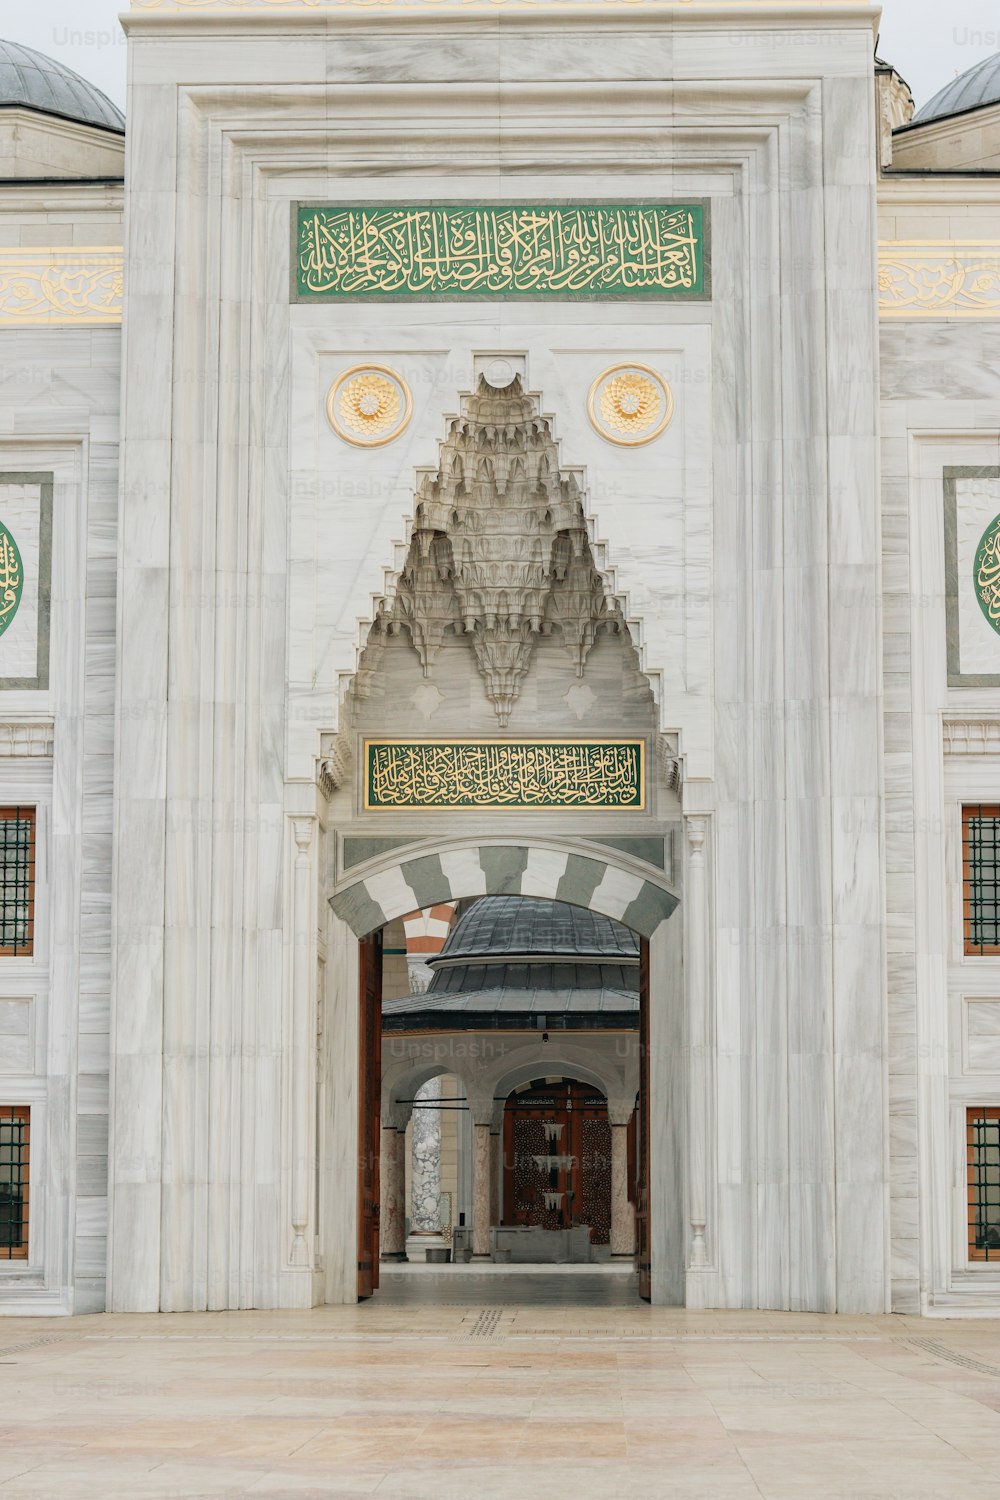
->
xmin=329 ymin=844 xmax=678 ymax=938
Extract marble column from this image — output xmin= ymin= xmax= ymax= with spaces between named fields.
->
xmin=410 ymin=1077 xmax=442 ymax=1236
xmin=472 ymin=1123 xmax=492 ymax=1258
xmin=489 ymin=1131 xmax=501 ymax=1227
xmin=609 ymin=1121 xmax=634 ymax=1257
xmin=380 ymin=1125 xmax=407 ymax=1261
xmin=685 ymin=814 xmax=710 ymax=1270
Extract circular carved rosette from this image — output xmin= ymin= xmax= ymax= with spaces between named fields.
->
xmin=0 ymin=524 xmax=24 ymax=639
xmin=586 ymin=362 xmax=674 ymax=446
xmin=326 ymin=364 xmax=413 ymax=447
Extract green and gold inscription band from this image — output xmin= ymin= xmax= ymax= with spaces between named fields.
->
xmin=296 ymin=204 xmax=706 ymax=300
xmin=364 ymin=740 xmax=646 ymax=811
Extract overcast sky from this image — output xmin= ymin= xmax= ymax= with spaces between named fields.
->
xmin=4 ymin=1 xmax=1000 ymax=115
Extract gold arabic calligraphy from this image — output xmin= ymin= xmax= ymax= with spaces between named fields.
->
xmin=297 ymin=205 xmax=704 ymax=298
xmin=976 ymin=514 xmax=1000 ymax=636
xmin=366 ymin=741 xmax=644 ymax=809
xmin=0 ymin=527 xmax=23 ymax=638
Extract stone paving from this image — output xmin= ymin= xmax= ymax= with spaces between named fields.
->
xmin=3 ymin=1271 xmax=1000 ymax=1498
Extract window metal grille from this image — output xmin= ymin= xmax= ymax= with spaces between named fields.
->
xmin=0 ymin=1107 xmax=29 ymax=1260
xmin=963 ymin=806 xmax=1000 ymax=956
xmin=0 ymin=808 xmax=35 ymax=957
xmin=968 ymin=1108 xmax=1000 ymax=1263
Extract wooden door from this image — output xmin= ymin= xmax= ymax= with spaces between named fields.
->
xmin=636 ymin=936 xmax=651 ymax=1300
xmin=357 ymin=929 xmax=382 ymax=1300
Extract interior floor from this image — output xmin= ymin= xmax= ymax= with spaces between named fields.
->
xmin=372 ymin=1266 xmax=643 ymax=1308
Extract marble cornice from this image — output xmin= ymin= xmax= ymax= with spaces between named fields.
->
xmin=0 ymin=723 xmax=54 ymax=758
xmin=127 ymin=0 xmax=879 ymax=13
xmin=943 ymin=719 xmax=1000 ymax=757
xmin=0 ymin=248 xmax=123 ymax=326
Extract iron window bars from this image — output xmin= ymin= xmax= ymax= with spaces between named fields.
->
xmin=0 ymin=808 xmax=35 ymax=957
xmin=968 ymin=1107 xmax=1000 ymax=1263
xmin=0 ymin=1107 xmax=28 ymax=1260
xmin=963 ymin=805 xmax=1000 ymax=956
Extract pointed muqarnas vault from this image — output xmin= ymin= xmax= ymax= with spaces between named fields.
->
xmin=357 ymin=375 xmax=636 ymax=727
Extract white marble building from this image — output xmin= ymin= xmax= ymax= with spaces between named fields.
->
xmin=1 ymin=1 xmax=1000 ymax=1319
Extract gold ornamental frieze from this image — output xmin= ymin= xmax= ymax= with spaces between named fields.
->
xmin=879 ymin=242 xmax=1000 ymax=318
xmin=365 ymin=739 xmax=645 ymax=811
xmin=0 ymin=249 xmax=123 ymax=326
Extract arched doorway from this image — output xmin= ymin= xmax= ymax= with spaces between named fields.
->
xmin=321 ymin=858 xmax=681 ymax=1306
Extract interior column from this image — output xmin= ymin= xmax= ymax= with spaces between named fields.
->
xmin=472 ymin=1121 xmax=492 ymax=1258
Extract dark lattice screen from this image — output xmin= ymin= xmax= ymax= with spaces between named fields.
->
xmin=963 ymin=806 xmax=1000 ymax=955
xmin=0 ymin=808 xmax=34 ymax=956
xmin=579 ymin=1115 xmax=612 ymax=1244
xmin=0 ymin=1107 xmax=29 ymax=1259
xmin=968 ymin=1109 xmax=1000 ymax=1263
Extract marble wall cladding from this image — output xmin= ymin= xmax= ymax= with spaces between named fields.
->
xmin=880 ymin=319 xmax=1000 ymax=1314
xmin=109 ymin=9 xmax=889 ymax=1314
xmin=967 ymin=1001 xmax=1000 ymax=1074
xmin=0 ymin=311 xmax=119 ymax=1312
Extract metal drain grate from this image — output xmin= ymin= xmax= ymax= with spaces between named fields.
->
xmin=456 ymin=1308 xmax=506 ymax=1341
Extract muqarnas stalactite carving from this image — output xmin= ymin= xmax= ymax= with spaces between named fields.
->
xmin=364 ymin=376 xmax=629 ymax=727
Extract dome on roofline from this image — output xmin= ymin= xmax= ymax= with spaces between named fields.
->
xmin=914 ymin=51 xmax=1000 ymax=125
xmin=0 ymin=39 xmax=123 ymax=134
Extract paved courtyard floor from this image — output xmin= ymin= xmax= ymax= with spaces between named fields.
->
xmin=3 ymin=1270 xmax=1000 ymax=1498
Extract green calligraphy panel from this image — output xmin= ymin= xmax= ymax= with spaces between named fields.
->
xmin=975 ymin=512 xmax=1000 ymax=635
xmin=364 ymin=740 xmax=645 ymax=811
xmin=295 ymin=203 xmax=706 ymax=300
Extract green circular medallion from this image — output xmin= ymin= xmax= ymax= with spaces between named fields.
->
xmin=975 ymin=512 xmax=1000 ymax=637
xmin=0 ymin=525 xmax=23 ymax=640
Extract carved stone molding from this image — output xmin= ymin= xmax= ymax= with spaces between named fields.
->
xmin=0 ymin=723 xmax=54 ymax=758
xmin=317 ymin=732 xmax=351 ymax=797
xmin=357 ymin=374 xmax=634 ymax=727
xmin=943 ymin=719 xmax=1000 ymax=757
xmin=657 ymin=735 xmax=681 ymax=793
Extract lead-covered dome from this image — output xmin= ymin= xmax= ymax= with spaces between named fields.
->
xmin=0 ymin=40 xmax=124 ymax=134
xmin=430 ymin=895 xmax=639 ymax=968
xmin=914 ymin=53 xmax=1000 ymax=125
xmin=381 ymin=897 xmax=640 ymax=1028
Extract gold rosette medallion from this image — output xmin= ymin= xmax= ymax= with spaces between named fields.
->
xmin=587 ymin=363 xmax=674 ymax=446
xmin=326 ymin=364 xmax=413 ymax=447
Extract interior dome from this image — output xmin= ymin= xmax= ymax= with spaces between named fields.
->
xmin=914 ymin=52 xmax=1000 ymax=125
xmin=0 ymin=40 xmax=124 ymax=134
